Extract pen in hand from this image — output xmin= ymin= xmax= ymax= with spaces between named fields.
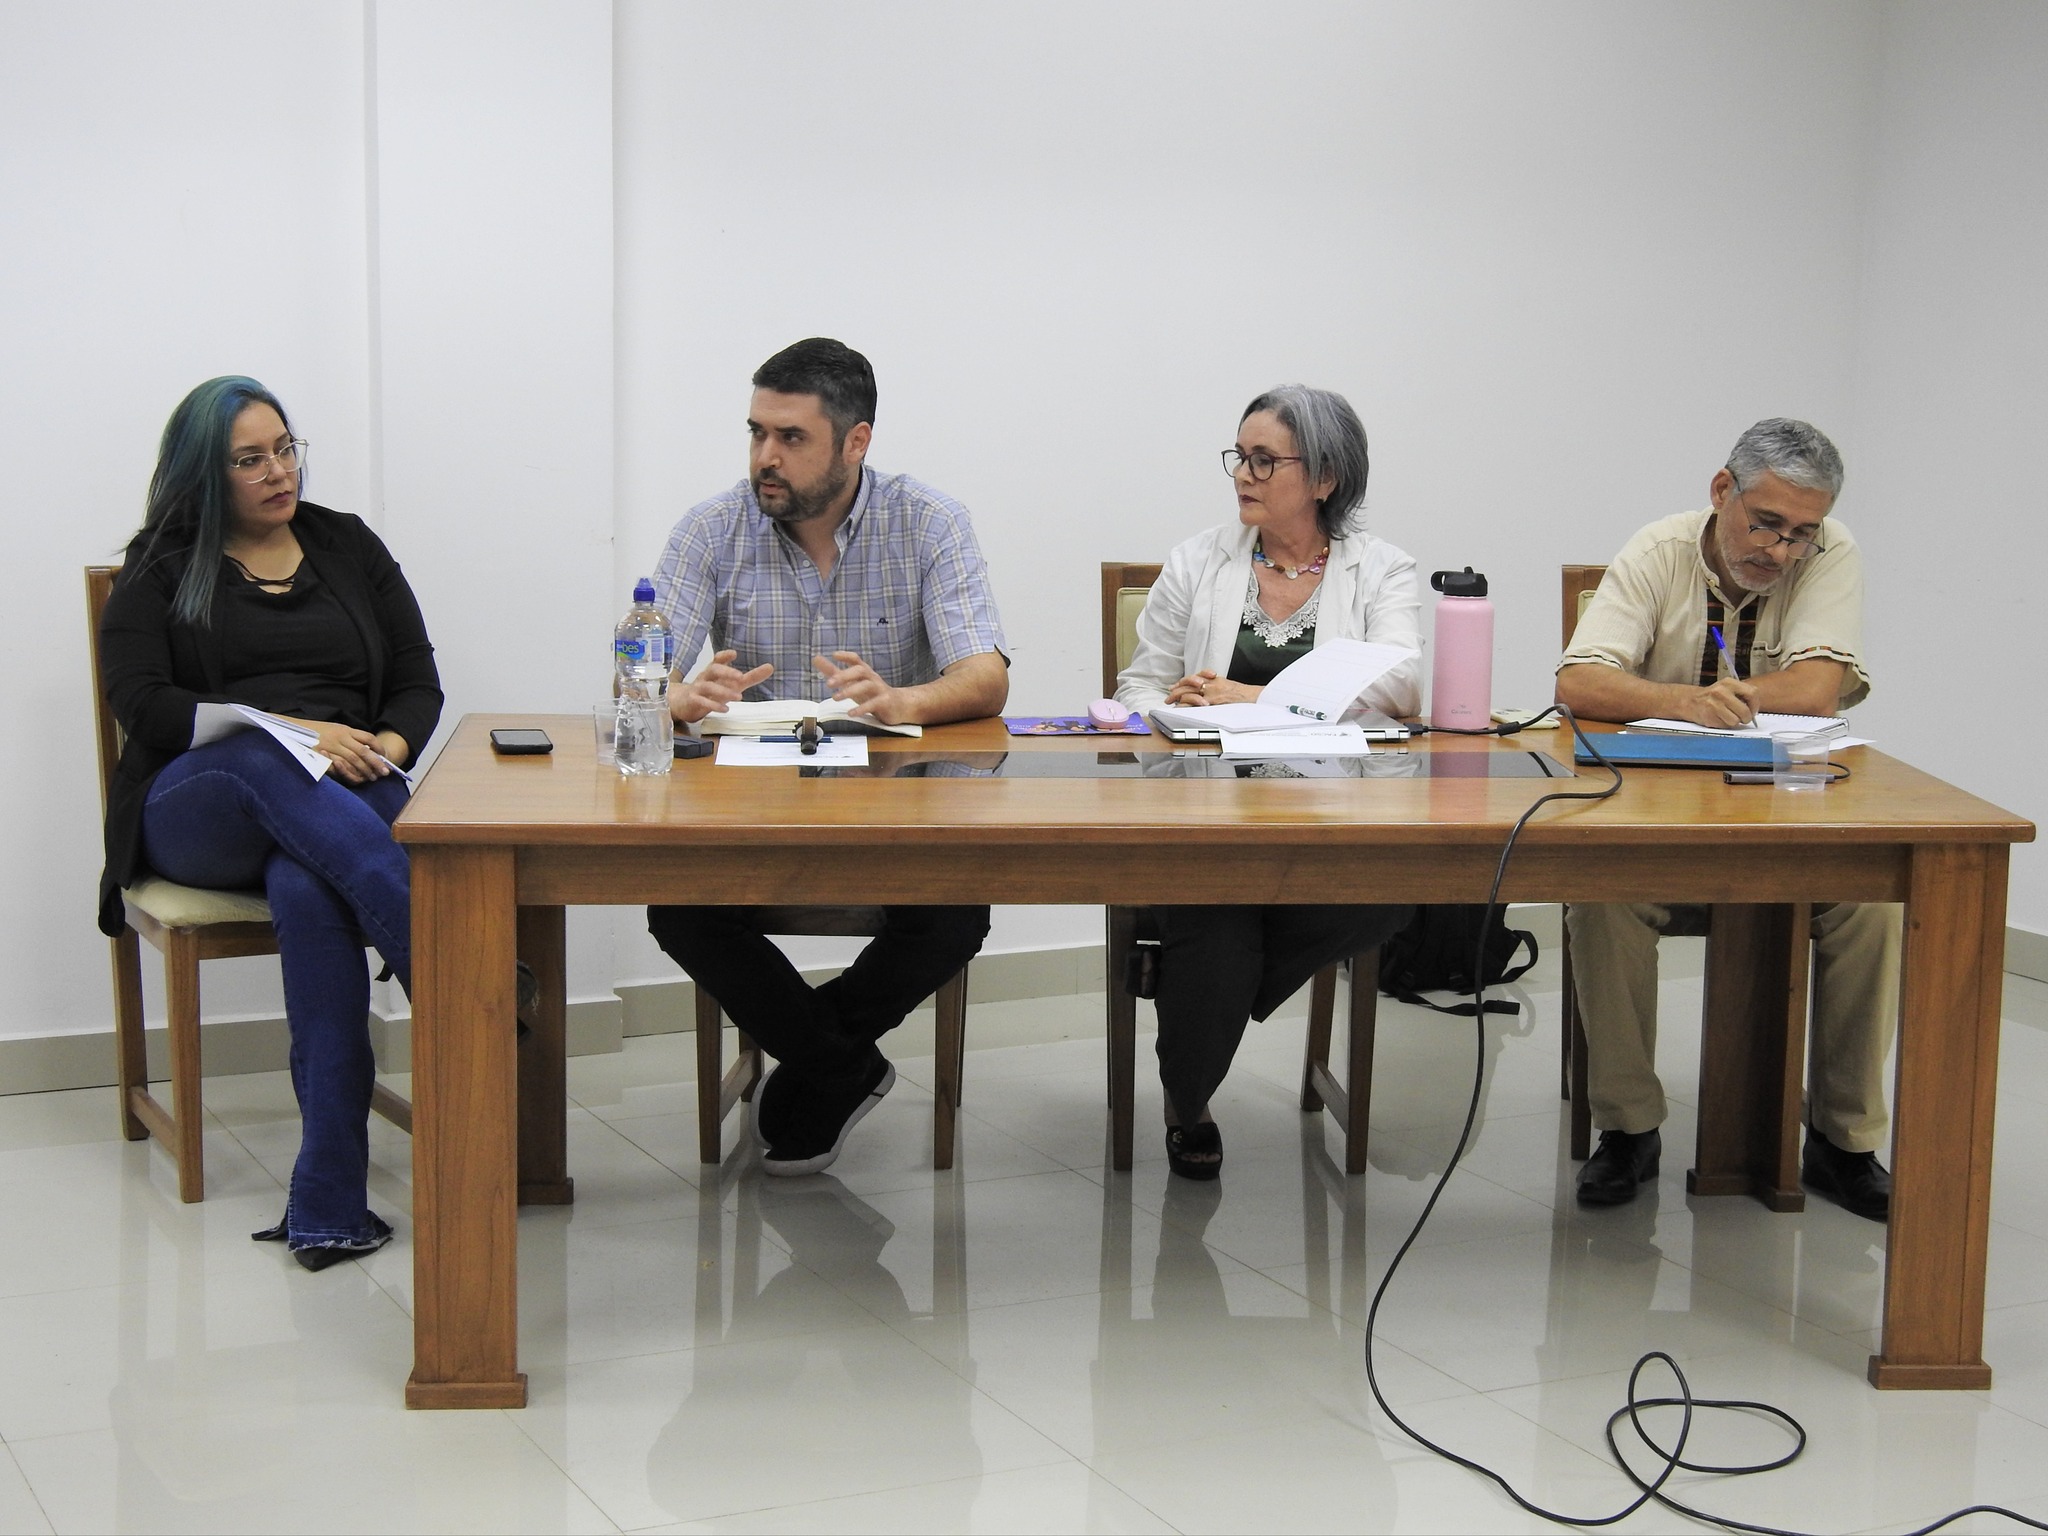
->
xmin=1709 ymin=624 xmax=1738 ymax=680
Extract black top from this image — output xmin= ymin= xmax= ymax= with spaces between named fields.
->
xmin=96 ymin=502 xmax=442 ymax=936
xmin=1226 ymin=619 xmax=1316 ymax=689
xmin=216 ymin=560 xmax=374 ymax=727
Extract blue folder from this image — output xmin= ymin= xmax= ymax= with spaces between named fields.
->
xmin=1573 ymin=732 xmax=1775 ymax=770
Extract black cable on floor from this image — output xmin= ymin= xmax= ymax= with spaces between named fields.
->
xmin=1361 ymin=704 xmax=2048 ymax=1535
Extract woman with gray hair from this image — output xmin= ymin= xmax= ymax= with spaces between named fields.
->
xmin=1114 ymin=385 xmax=1419 ymax=1178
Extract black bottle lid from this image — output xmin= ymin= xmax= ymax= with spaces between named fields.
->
xmin=1431 ymin=567 xmax=1489 ymax=598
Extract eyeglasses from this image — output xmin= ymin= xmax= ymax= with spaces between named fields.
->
xmin=228 ymin=439 xmax=308 ymax=484
xmin=1727 ymin=470 xmax=1825 ymax=560
xmin=1221 ymin=448 xmax=1305 ymax=481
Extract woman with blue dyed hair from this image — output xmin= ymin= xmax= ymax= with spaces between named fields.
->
xmin=97 ymin=377 xmax=442 ymax=1268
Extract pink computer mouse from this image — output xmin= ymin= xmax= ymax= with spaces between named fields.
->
xmin=1088 ymin=698 xmax=1128 ymax=729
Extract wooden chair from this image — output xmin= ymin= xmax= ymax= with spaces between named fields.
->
xmin=87 ymin=566 xmax=410 ymax=1204
xmin=693 ymin=917 xmax=971 ymax=1170
xmin=1100 ymin=562 xmax=1383 ymax=1175
xmin=1558 ymin=565 xmax=1606 ymax=1159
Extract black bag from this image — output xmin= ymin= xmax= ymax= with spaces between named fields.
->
xmin=1378 ymin=905 xmax=1538 ymax=1016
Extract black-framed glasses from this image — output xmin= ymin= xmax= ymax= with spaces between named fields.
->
xmin=229 ymin=439 xmax=308 ymax=484
xmin=1727 ymin=469 xmax=1825 ymax=559
xmin=1222 ymin=448 xmax=1304 ymax=482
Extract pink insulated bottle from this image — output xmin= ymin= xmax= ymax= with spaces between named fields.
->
xmin=1428 ymin=568 xmax=1494 ymax=731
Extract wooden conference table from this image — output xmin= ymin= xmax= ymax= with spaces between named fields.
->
xmin=393 ymin=715 xmax=2031 ymax=1408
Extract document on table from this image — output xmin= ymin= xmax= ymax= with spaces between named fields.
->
xmin=1147 ymin=639 xmax=1417 ymax=736
xmin=1217 ymin=722 xmax=1373 ymax=757
xmin=190 ymin=702 xmax=334 ymax=781
xmin=1260 ymin=639 xmax=1415 ymax=722
xmin=715 ymin=735 xmax=869 ymax=767
xmin=1625 ymin=713 xmax=1871 ymax=749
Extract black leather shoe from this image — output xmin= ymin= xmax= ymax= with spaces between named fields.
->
xmin=1575 ymin=1128 xmax=1661 ymax=1207
xmin=1802 ymin=1132 xmax=1890 ymax=1222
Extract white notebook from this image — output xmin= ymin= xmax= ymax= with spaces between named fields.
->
xmin=1626 ymin=712 xmax=1848 ymax=739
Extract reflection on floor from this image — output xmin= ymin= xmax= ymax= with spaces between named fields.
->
xmin=4 ymin=947 xmax=2048 ymax=1533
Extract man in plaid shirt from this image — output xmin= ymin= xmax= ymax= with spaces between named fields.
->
xmin=647 ymin=338 xmax=1008 ymax=1176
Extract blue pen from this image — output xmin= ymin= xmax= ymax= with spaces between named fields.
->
xmin=1709 ymin=624 xmax=1737 ymax=680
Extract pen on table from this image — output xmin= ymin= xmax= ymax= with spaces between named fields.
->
xmin=761 ymin=732 xmax=834 ymax=748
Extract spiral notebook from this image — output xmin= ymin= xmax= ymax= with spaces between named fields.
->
xmin=1624 ymin=712 xmax=1848 ymax=740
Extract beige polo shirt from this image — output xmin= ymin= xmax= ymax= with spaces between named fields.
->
xmin=1559 ymin=508 xmax=1870 ymax=708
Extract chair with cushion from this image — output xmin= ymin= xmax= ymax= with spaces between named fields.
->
xmin=693 ymin=916 xmax=971 ymax=1170
xmin=1100 ymin=561 xmax=1384 ymax=1175
xmin=87 ymin=565 xmax=410 ymax=1204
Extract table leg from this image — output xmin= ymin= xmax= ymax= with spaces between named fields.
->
xmin=1688 ymin=904 xmax=1808 ymax=1211
xmin=1870 ymin=844 xmax=2006 ymax=1390
xmin=406 ymin=844 xmax=526 ymax=1409
xmin=518 ymin=905 xmax=574 ymax=1206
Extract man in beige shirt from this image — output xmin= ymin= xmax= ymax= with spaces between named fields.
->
xmin=1556 ymin=418 xmax=1899 ymax=1220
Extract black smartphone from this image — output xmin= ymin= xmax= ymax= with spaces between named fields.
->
xmin=490 ymin=728 xmax=554 ymax=755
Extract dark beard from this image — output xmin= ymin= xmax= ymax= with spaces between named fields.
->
xmin=753 ymin=461 xmax=851 ymax=525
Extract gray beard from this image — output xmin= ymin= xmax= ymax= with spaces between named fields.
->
xmin=754 ymin=463 xmax=851 ymax=525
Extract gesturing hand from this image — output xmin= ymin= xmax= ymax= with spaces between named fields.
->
xmin=672 ymin=650 xmax=774 ymax=724
xmin=813 ymin=651 xmax=907 ymax=723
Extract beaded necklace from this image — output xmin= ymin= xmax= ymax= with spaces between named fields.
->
xmin=1252 ymin=538 xmax=1329 ymax=580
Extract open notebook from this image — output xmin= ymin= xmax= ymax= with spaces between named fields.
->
xmin=693 ymin=699 xmax=922 ymax=738
xmin=1625 ymin=712 xmax=1848 ymax=740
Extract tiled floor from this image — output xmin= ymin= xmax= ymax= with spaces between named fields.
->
xmin=4 ymin=948 xmax=2048 ymax=1533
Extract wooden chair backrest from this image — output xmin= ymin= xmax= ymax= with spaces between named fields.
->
xmin=85 ymin=566 xmax=123 ymax=818
xmin=1099 ymin=562 xmax=1163 ymax=699
xmin=1561 ymin=565 xmax=1608 ymax=651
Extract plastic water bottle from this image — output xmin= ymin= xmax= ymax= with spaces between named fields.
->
xmin=613 ymin=578 xmax=674 ymax=776
xmin=1428 ymin=567 xmax=1494 ymax=731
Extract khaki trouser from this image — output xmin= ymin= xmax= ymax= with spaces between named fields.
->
xmin=1565 ymin=901 xmax=1902 ymax=1153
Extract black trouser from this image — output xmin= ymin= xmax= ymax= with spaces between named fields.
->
xmin=646 ymin=904 xmax=991 ymax=1081
xmin=1152 ymin=903 xmax=1413 ymax=1124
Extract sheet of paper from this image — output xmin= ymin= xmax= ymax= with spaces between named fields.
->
xmin=1260 ymin=639 xmax=1417 ymax=722
xmin=191 ymin=702 xmax=330 ymax=780
xmin=1217 ymin=722 xmax=1373 ymax=757
xmin=714 ymin=735 xmax=869 ymax=767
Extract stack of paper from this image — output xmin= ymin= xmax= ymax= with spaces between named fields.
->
xmin=695 ymin=699 xmax=922 ymax=738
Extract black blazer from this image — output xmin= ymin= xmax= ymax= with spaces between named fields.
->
xmin=96 ymin=502 xmax=443 ymax=936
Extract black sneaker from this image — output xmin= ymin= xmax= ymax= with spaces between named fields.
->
xmin=759 ymin=1050 xmax=895 ymax=1177
xmin=1802 ymin=1131 xmax=1890 ymax=1222
xmin=1575 ymin=1128 xmax=1661 ymax=1207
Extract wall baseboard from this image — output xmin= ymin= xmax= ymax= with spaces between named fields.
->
xmin=3 ymin=911 xmax=2039 ymax=1096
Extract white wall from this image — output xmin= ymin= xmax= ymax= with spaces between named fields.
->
xmin=0 ymin=1 xmax=373 ymax=1034
xmin=1849 ymin=1 xmax=2048 ymax=931
xmin=0 ymin=1 xmax=2040 ymax=1049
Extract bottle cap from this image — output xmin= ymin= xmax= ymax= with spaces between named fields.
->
xmin=633 ymin=578 xmax=657 ymax=604
xmin=1430 ymin=567 xmax=1488 ymax=598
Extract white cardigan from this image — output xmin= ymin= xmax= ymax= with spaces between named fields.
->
xmin=1114 ymin=521 xmax=1423 ymax=717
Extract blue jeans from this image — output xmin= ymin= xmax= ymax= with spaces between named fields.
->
xmin=142 ymin=731 xmax=412 ymax=1247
